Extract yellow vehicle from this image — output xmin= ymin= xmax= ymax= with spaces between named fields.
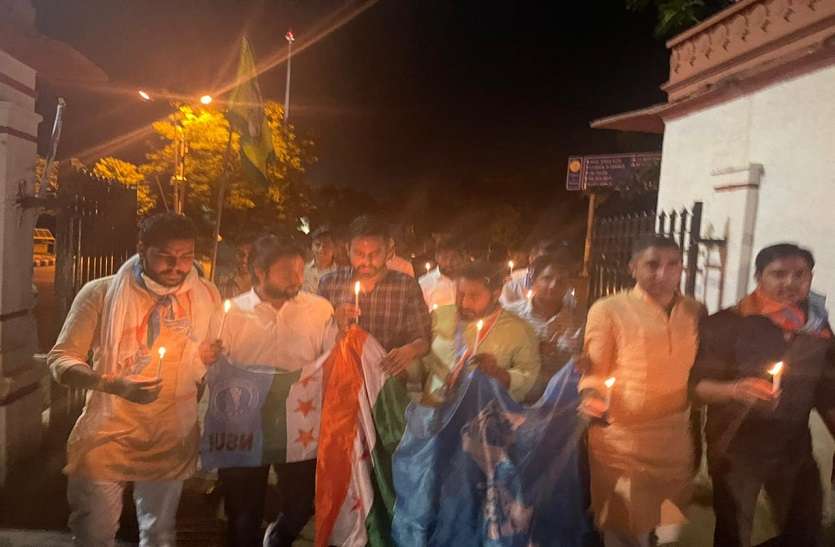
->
xmin=33 ymin=228 xmax=55 ymax=256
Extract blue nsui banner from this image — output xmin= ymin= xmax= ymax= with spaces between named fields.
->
xmin=391 ymin=363 xmax=594 ymax=547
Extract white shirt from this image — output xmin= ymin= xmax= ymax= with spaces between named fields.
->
xmin=418 ymin=267 xmax=456 ymax=309
xmin=503 ymin=298 xmax=584 ymax=341
xmin=500 ymin=267 xmax=530 ymax=307
xmin=222 ymin=289 xmax=337 ymax=371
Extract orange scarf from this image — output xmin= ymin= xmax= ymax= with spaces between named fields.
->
xmin=737 ymin=288 xmax=831 ymax=338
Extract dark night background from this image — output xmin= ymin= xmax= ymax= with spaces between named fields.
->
xmin=32 ymin=0 xmax=669 ymax=246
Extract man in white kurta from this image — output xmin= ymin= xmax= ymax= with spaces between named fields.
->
xmin=48 ymin=213 xmax=219 ymax=547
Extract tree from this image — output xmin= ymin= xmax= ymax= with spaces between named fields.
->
xmin=94 ymin=102 xmax=315 ymax=243
xmin=626 ymin=0 xmax=731 ymax=37
xmin=92 ymin=157 xmax=155 ymax=215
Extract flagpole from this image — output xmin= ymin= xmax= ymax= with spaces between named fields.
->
xmin=210 ymin=125 xmax=234 ymax=283
xmin=283 ymin=30 xmax=295 ymax=124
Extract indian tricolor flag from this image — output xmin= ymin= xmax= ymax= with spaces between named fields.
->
xmin=315 ymin=329 xmax=409 ymax=547
xmin=201 ymin=353 xmax=325 ymax=470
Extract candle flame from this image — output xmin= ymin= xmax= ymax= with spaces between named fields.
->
xmin=508 ymin=260 xmax=514 ymax=269
xmin=604 ymin=377 xmax=615 ymax=389
xmin=354 ymin=281 xmax=361 ymax=295
xmin=431 ymin=304 xmax=438 ymax=311
xmin=158 ymin=346 xmax=167 ymax=359
xmin=223 ymin=299 xmax=232 ymax=313
xmin=476 ymin=319 xmax=484 ymax=332
xmin=527 ymin=289 xmax=533 ymax=299
xmin=768 ymin=361 xmax=784 ymax=376
xmin=425 ymin=262 xmax=432 ymax=271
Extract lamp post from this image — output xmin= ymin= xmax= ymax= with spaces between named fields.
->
xmin=284 ymin=30 xmax=295 ymax=124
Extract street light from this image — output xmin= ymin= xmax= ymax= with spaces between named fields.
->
xmin=284 ymin=30 xmax=295 ymax=123
xmin=138 ymin=90 xmax=151 ymax=101
xmin=200 ymin=94 xmax=213 ymax=105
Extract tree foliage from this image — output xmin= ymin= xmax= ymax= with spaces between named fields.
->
xmin=92 ymin=102 xmax=315 ymax=243
xmin=92 ymin=156 xmax=155 ymax=216
xmin=626 ymin=0 xmax=731 ymax=37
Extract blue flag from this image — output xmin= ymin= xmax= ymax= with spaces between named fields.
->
xmin=392 ymin=363 xmax=593 ymax=547
xmin=201 ymin=353 xmax=325 ymax=470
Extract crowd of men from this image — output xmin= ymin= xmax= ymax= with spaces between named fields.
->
xmin=48 ymin=211 xmax=835 ymax=547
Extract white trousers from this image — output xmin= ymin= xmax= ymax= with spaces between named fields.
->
xmin=67 ymin=477 xmax=183 ymax=547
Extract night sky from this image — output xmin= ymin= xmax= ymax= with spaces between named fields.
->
xmin=33 ymin=0 xmax=669 ymax=239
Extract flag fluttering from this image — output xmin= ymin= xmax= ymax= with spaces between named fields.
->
xmin=227 ymin=37 xmax=275 ymax=187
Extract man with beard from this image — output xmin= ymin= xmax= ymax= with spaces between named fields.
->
xmin=319 ymin=215 xmax=431 ymax=378
xmin=213 ymin=235 xmax=336 ymax=547
xmin=48 ymin=213 xmax=220 ymax=547
xmin=302 ymin=225 xmax=337 ymax=293
xmin=691 ymin=243 xmax=835 ymax=547
xmin=423 ymin=261 xmax=541 ymax=403
xmin=419 ymin=236 xmax=467 ymax=309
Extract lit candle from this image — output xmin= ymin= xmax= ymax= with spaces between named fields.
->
xmin=604 ymin=376 xmax=616 ymax=408
xmin=425 ymin=262 xmax=432 ymax=273
xmin=216 ymin=299 xmax=232 ymax=339
xmin=472 ymin=319 xmax=484 ymax=356
xmin=155 ymin=346 xmax=167 ymax=378
xmin=527 ymin=289 xmax=533 ymax=300
xmin=768 ymin=361 xmax=784 ymax=394
xmin=354 ymin=281 xmax=361 ymax=312
xmin=431 ymin=303 xmax=438 ymax=311
xmin=508 ymin=260 xmax=515 ymax=277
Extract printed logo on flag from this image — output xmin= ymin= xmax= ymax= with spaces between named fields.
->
xmin=211 ymin=379 xmax=261 ymax=422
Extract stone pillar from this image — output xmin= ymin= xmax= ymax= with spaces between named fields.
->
xmin=709 ymin=163 xmax=763 ymax=308
xmin=0 ymin=48 xmax=45 ymax=484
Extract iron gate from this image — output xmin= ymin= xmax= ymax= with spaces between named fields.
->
xmin=588 ymin=201 xmax=714 ymax=305
xmin=53 ymin=167 xmax=138 ymax=320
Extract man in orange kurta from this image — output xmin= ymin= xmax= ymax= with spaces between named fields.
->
xmin=580 ymin=236 xmax=702 ymax=547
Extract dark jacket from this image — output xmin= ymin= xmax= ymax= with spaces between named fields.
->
xmin=690 ymin=307 xmax=835 ymax=472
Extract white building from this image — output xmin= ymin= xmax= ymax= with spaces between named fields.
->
xmin=593 ymin=0 xmax=835 ymax=522
xmin=593 ymin=0 xmax=835 ymax=313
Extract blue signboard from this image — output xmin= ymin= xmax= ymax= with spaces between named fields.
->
xmin=566 ymin=153 xmax=661 ymax=191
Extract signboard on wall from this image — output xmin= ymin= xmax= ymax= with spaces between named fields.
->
xmin=566 ymin=152 xmax=661 ymax=191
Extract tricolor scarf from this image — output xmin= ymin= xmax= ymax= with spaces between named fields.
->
xmin=737 ymin=287 xmax=831 ymax=339
xmin=75 ymin=255 xmax=219 ymax=431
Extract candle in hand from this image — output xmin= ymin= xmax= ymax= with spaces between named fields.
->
xmin=425 ymin=262 xmax=432 ymax=273
xmin=768 ymin=361 xmax=784 ymax=394
xmin=604 ymin=376 xmax=616 ymax=408
xmin=155 ymin=346 xmax=167 ymax=378
xmin=508 ymin=260 xmax=515 ymax=276
xmin=217 ymin=299 xmax=232 ymax=339
xmin=472 ymin=319 xmax=484 ymax=356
